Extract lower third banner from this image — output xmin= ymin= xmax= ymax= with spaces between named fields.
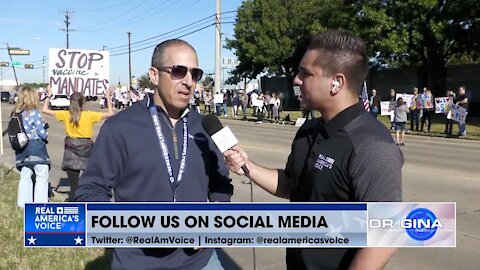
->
xmin=24 ymin=202 xmax=455 ymax=248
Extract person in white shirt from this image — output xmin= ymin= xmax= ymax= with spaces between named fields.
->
xmin=271 ymin=93 xmax=280 ymax=124
xmin=250 ymin=91 xmax=259 ymax=116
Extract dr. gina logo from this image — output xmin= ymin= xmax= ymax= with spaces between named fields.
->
xmin=369 ymin=208 xmax=443 ymax=241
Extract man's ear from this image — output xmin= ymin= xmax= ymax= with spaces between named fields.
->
xmin=148 ymin=67 xmax=158 ymax=86
xmin=330 ymin=74 xmax=345 ymax=95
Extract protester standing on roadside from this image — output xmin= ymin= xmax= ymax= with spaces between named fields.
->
xmin=369 ymin=89 xmax=381 ymax=118
xmin=42 ymin=86 xmax=114 ymax=201
xmin=203 ymin=91 xmax=212 ymax=114
xmin=456 ymin=86 xmax=469 ymax=137
xmin=394 ymin=97 xmax=409 ymax=145
xmin=241 ymin=90 xmax=248 ymax=120
xmin=13 ymin=86 xmax=50 ymax=208
xmin=444 ymin=90 xmax=456 ymax=135
xmin=420 ymin=87 xmax=434 ymax=132
xmin=389 ymin=88 xmax=396 ymax=129
xmin=410 ymin=87 xmax=420 ymax=132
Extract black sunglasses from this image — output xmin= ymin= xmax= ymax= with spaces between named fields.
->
xmin=156 ymin=65 xmax=204 ymax=82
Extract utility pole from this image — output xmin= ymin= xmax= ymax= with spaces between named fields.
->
xmin=42 ymin=56 xmax=46 ymax=84
xmin=60 ymin=10 xmax=75 ymax=49
xmin=6 ymin=43 xmax=19 ymax=86
xmin=214 ymin=0 xmax=221 ymax=94
xmin=127 ymin=32 xmax=132 ymax=90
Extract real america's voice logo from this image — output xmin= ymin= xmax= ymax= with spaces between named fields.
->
xmin=369 ymin=208 xmax=443 ymax=241
xmin=25 ymin=203 xmax=86 ymax=247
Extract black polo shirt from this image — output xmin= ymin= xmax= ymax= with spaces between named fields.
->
xmin=457 ymin=94 xmax=468 ymax=110
xmin=278 ymin=102 xmax=403 ymax=270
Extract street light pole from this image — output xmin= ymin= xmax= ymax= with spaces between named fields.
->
xmin=127 ymin=32 xmax=132 ymax=91
xmin=214 ymin=0 xmax=221 ymax=94
xmin=6 ymin=43 xmax=19 ymax=86
xmin=42 ymin=56 xmax=46 ymax=84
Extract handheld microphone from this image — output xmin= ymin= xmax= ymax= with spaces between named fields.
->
xmin=201 ymin=114 xmax=257 ymax=270
xmin=202 ymin=114 xmax=250 ymax=178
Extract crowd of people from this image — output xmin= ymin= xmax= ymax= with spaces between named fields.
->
xmin=368 ymin=85 xmax=470 ymax=145
xmin=187 ymin=88 xmax=287 ymax=124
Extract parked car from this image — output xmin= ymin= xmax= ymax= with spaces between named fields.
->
xmin=0 ymin=91 xmax=10 ymax=102
xmin=49 ymin=94 xmax=70 ymax=110
xmin=85 ymin=95 xmax=98 ymax=101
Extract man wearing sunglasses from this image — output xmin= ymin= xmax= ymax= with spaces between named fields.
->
xmin=76 ymin=39 xmax=233 ymax=269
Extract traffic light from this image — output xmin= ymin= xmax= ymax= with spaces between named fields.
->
xmin=0 ymin=62 xmax=9 ymax=67
xmin=24 ymin=64 xmax=34 ymax=69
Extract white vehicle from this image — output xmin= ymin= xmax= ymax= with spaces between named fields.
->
xmin=49 ymin=94 xmax=70 ymax=110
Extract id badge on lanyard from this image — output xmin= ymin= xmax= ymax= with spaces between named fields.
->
xmin=148 ymin=100 xmax=188 ymax=202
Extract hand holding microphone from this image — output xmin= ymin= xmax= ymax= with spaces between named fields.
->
xmin=224 ymin=145 xmax=250 ymax=176
xmin=202 ymin=114 xmax=251 ymax=178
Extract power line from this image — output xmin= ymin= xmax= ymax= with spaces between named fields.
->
xmin=28 ymin=57 xmax=49 ymax=64
xmin=108 ymin=14 xmax=216 ymax=51
xmin=111 ymin=23 xmax=214 ymax=56
xmin=110 ymin=21 xmax=234 ymax=57
xmin=78 ymin=0 xmax=157 ymax=32
xmin=1 ymin=67 xmax=12 ymax=76
xmin=107 ymin=19 xmax=215 ymax=54
xmin=105 ymin=10 xmax=237 ymax=52
xmin=74 ymin=0 xmax=132 ymax=13
xmin=110 ymin=21 xmax=215 ymax=56
xmin=81 ymin=0 xmax=183 ymax=33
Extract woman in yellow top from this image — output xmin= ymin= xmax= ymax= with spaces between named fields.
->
xmin=42 ymin=86 xmax=113 ymax=201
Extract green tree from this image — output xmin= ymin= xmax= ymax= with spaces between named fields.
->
xmin=226 ymin=0 xmax=350 ymax=80
xmin=357 ymin=0 xmax=480 ymax=96
xmin=137 ymin=73 xmax=154 ymax=89
xmin=227 ymin=0 xmax=480 ymax=97
xmin=201 ymin=75 xmax=214 ymax=91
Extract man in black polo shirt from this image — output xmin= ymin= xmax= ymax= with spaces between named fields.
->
xmin=225 ymin=30 xmax=403 ymax=270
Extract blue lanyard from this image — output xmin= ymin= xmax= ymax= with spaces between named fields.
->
xmin=148 ymin=98 xmax=188 ymax=202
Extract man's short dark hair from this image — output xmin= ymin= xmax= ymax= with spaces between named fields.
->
xmin=151 ymin=39 xmax=197 ymax=68
xmin=307 ymin=30 xmax=368 ymax=92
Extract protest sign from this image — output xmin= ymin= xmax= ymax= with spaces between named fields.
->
xmin=293 ymin=86 xmax=301 ymax=96
xmin=449 ymin=104 xmax=467 ymax=124
xmin=435 ymin=97 xmax=451 ymax=114
xmin=49 ymin=48 xmax=109 ymax=96
xmin=416 ymin=94 xmax=434 ymax=109
xmin=380 ymin=101 xmax=395 ymax=116
xmin=252 ymin=98 xmax=264 ymax=108
xmin=396 ymin=93 xmax=415 ymax=108
xmin=213 ymin=94 xmax=224 ymax=104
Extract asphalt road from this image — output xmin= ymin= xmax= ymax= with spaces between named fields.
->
xmin=1 ymin=101 xmax=479 ymax=269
